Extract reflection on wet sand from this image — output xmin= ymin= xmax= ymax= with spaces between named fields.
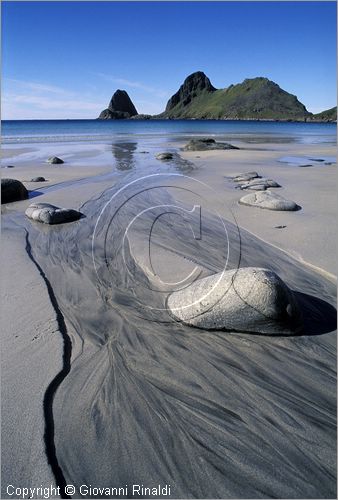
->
xmin=112 ymin=142 xmax=137 ymax=171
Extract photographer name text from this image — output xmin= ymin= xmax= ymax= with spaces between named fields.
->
xmin=7 ymin=483 xmax=172 ymax=498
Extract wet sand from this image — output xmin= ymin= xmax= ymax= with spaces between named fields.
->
xmin=1 ymin=136 xmax=336 ymax=498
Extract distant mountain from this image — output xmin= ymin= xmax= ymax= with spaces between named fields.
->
xmin=158 ymin=72 xmax=311 ymax=120
xmin=311 ymin=106 xmax=337 ymax=122
xmin=98 ymin=89 xmax=138 ymax=119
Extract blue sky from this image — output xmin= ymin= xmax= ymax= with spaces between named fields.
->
xmin=2 ymin=1 xmax=336 ymax=119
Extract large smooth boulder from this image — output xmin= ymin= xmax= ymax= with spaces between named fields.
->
xmin=25 ymin=203 xmax=82 ymax=224
xmin=239 ymin=190 xmax=300 ymax=211
xmin=167 ymin=267 xmax=302 ymax=335
xmin=1 ymin=179 xmax=28 ymax=204
xmin=47 ymin=157 xmax=64 ymax=164
xmin=183 ymin=138 xmax=239 ymax=151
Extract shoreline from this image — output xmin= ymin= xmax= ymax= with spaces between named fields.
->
xmin=2 ymin=137 xmax=337 ymax=276
xmin=2 ymin=117 xmax=337 ymax=123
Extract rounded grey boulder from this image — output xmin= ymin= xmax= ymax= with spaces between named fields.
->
xmin=25 ymin=202 xmax=82 ymax=224
xmin=156 ymin=152 xmax=174 ymax=161
xmin=1 ymin=178 xmax=28 ymax=204
xmin=167 ymin=267 xmax=302 ymax=335
xmin=47 ymin=157 xmax=64 ymax=164
xmin=239 ymin=190 xmax=300 ymax=211
xmin=30 ymin=176 xmax=46 ymax=182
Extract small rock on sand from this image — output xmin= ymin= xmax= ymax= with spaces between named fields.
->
xmin=30 ymin=177 xmax=46 ymax=182
xmin=167 ymin=267 xmax=302 ymax=335
xmin=25 ymin=202 xmax=82 ymax=224
xmin=183 ymin=138 xmax=239 ymax=151
xmin=156 ymin=152 xmax=174 ymax=161
xmin=47 ymin=157 xmax=64 ymax=164
xmin=1 ymin=178 xmax=28 ymax=204
xmin=239 ymin=190 xmax=300 ymax=211
xmin=232 ymin=171 xmax=261 ymax=182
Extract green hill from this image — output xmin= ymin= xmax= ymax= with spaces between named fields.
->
xmin=158 ymin=72 xmax=311 ymax=121
xmin=312 ymin=106 xmax=337 ymax=122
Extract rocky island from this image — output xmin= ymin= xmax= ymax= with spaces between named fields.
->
xmin=98 ymin=71 xmax=337 ymax=122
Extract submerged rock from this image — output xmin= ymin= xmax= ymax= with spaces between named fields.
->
xmin=25 ymin=202 xmax=82 ymax=224
xmin=239 ymin=190 xmax=300 ymax=211
xmin=30 ymin=176 xmax=46 ymax=182
xmin=1 ymin=178 xmax=28 ymax=204
xmin=47 ymin=157 xmax=64 ymax=164
xmin=156 ymin=152 xmax=174 ymax=161
xmin=167 ymin=267 xmax=302 ymax=335
xmin=183 ymin=138 xmax=239 ymax=151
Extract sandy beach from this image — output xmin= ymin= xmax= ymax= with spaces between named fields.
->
xmin=1 ymin=134 xmax=336 ymax=498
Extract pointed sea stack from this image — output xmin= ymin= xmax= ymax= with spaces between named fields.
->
xmin=98 ymin=89 xmax=138 ymax=119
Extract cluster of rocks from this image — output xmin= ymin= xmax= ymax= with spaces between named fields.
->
xmin=168 ymin=267 xmax=303 ymax=335
xmin=2 ymin=156 xmax=64 ymax=203
xmin=166 ymin=167 xmax=303 ymax=332
xmin=239 ymin=178 xmax=281 ymax=190
xmin=183 ymin=138 xmax=239 ymax=151
xmin=232 ymin=171 xmax=281 ymax=191
xmin=229 ymin=171 xmax=300 ymax=211
xmin=1 ymin=155 xmax=83 ymax=224
xmin=2 ymin=177 xmax=83 ymax=224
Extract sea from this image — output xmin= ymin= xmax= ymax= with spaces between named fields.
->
xmin=1 ymin=119 xmax=336 ymax=145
